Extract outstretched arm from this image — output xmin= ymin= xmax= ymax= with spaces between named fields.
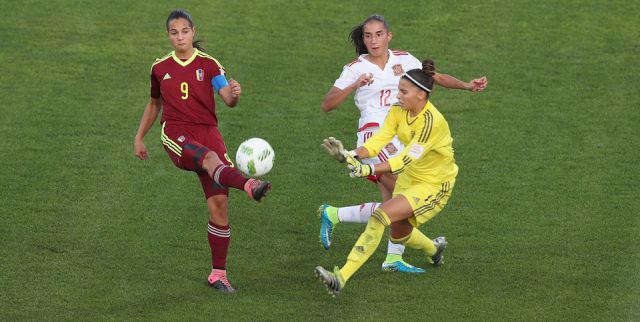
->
xmin=433 ymin=73 xmax=488 ymax=92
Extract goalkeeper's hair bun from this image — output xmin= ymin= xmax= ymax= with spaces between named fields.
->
xmin=402 ymin=58 xmax=436 ymax=94
xmin=421 ymin=59 xmax=436 ymax=77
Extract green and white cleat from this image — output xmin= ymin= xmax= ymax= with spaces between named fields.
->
xmin=431 ymin=236 xmax=447 ymax=266
xmin=314 ymin=266 xmax=344 ymax=297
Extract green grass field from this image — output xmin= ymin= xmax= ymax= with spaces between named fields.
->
xmin=1 ymin=0 xmax=638 ymax=320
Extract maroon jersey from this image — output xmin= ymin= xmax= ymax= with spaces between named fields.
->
xmin=150 ymin=49 xmax=225 ymax=125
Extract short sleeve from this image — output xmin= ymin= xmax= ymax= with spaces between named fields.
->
xmin=406 ymin=53 xmax=422 ymax=71
xmin=150 ymin=68 xmax=160 ymax=99
xmin=333 ymin=66 xmax=357 ymax=90
xmin=208 ymin=58 xmax=225 ymax=79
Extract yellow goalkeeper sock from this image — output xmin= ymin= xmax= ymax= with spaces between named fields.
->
xmin=403 ymin=228 xmax=437 ymax=256
xmin=339 ymin=208 xmax=390 ymax=282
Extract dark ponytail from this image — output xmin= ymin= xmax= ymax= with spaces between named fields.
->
xmin=403 ymin=59 xmax=437 ymax=95
xmin=348 ymin=15 xmax=389 ymax=56
xmin=192 ymin=40 xmax=205 ymax=51
xmin=166 ymin=9 xmax=205 ymax=52
xmin=348 ymin=25 xmax=366 ymax=56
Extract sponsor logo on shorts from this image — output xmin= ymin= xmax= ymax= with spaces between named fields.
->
xmin=177 ymin=135 xmax=186 ymax=142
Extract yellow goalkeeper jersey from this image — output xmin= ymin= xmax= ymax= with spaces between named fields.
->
xmin=362 ymin=101 xmax=458 ymax=185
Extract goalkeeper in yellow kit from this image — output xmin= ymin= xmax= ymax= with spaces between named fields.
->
xmin=315 ymin=59 xmax=458 ymax=296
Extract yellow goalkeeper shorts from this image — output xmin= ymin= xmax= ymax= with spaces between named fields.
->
xmin=393 ymin=178 xmax=455 ymax=227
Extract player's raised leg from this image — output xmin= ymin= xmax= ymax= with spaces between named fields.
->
xmin=180 ymin=142 xmax=271 ymax=201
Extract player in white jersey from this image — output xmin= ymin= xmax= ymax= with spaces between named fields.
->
xmin=318 ymin=14 xmax=487 ymax=273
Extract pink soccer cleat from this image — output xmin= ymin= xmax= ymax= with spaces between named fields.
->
xmin=243 ymin=178 xmax=271 ymax=202
xmin=207 ymin=269 xmax=236 ymax=293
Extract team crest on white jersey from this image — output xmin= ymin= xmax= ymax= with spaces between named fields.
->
xmin=392 ymin=64 xmax=404 ymax=76
xmin=384 ymin=142 xmax=398 ymax=155
xmin=163 ymin=73 xmax=172 ymax=80
xmin=196 ymin=69 xmax=204 ymax=81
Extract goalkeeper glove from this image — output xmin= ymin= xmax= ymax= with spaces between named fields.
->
xmin=322 ymin=137 xmax=355 ymax=163
xmin=345 ymin=154 xmax=374 ymax=178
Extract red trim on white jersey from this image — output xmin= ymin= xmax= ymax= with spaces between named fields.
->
xmin=378 ymin=150 xmax=389 ymax=162
xmin=392 ymin=50 xmax=409 ymax=56
xmin=347 ymin=58 xmax=362 ymax=67
xmin=358 ymin=122 xmax=380 ymax=132
xmin=363 ymin=131 xmax=371 ymax=141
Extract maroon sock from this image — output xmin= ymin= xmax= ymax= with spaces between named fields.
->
xmin=212 ymin=164 xmax=248 ymax=191
xmin=207 ymin=221 xmax=231 ymax=270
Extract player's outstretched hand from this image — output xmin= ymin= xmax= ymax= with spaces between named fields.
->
xmin=468 ymin=76 xmax=488 ymax=92
xmin=322 ymin=137 xmax=354 ymax=163
xmin=345 ymin=154 xmax=373 ymax=178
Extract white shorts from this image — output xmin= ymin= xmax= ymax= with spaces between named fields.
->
xmin=357 ymin=126 xmax=404 ymax=165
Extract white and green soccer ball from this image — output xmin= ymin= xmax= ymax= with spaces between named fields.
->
xmin=235 ymin=138 xmax=274 ymax=177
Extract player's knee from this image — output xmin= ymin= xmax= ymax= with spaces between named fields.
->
xmin=389 ymin=233 xmax=411 ymax=244
xmin=207 ymin=196 xmax=229 ymax=219
xmin=389 ymin=220 xmax=413 ymax=239
xmin=183 ymin=143 xmax=211 ymax=171
xmin=203 ymin=151 xmax=223 ymax=168
xmin=371 ymin=208 xmax=391 ymax=226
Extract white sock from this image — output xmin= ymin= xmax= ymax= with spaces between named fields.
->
xmin=386 ymin=240 xmax=406 ymax=255
xmin=337 ymin=202 xmax=380 ymax=223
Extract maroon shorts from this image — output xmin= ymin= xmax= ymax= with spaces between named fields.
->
xmin=161 ymin=121 xmax=234 ymax=199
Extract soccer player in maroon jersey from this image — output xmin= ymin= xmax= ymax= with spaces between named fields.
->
xmin=133 ymin=9 xmax=271 ymax=293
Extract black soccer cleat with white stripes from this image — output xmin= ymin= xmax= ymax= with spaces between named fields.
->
xmin=314 ymin=266 xmax=344 ymax=297
xmin=431 ymin=236 xmax=447 ymax=266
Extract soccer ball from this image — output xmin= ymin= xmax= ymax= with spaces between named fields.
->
xmin=235 ymin=138 xmax=274 ymax=177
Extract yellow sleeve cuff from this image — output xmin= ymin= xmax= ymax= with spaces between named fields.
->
xmin=388 ymin=156 xmax=405 ymax=173
xmin=363 ymin=145 xmax=377 ymax=158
